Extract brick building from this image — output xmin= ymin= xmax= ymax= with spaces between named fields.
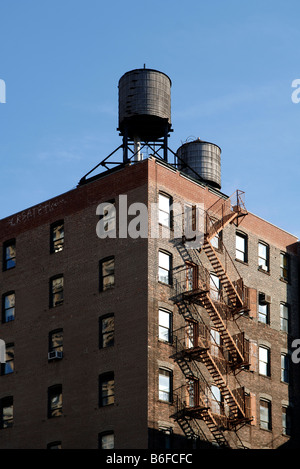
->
xmin=0 ymin=69 xmax=299 ymax=449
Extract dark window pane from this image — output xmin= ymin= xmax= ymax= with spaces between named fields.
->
xmin=100 ymin=258 xmax=115 ymax=291
xmin=48 ymin=386 xmax=62 ymax=418
xmin=4 ymin=243 xmax=16 ymax=270
xmin=3 ymin=293 xmax=15 ymax=322
xmin=50 ymin=330 xmax=63 ymax=352
xmin=101 ymin=316 xmax=114 ymax=348
xmin=99 ymin=374 xmax=114 ymax=406
xmin=51 ymin=222 xmax=64 ymax=253
xmin=51 ymin=277 xmax=64 ymax=307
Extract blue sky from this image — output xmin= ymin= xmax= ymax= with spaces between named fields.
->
xmin=0 ymin=0 xmax=300 ymax=238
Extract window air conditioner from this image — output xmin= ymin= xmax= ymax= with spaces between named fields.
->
xmin=48 ymin=350 xmax=63 ymax=360
xmin=259 ymin=293 xmax=271 ymax=304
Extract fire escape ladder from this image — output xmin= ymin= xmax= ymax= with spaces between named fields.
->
xmin=199 ymin=408 xmax=230 ymax=448
xmin=205 ymin=190 xmax=247 ymax=242
xmin=203 ymin=190 xmax=249 ymax=314
xmin=199 ymin=292 xmax=245 ymax=365
xmin=172 ymin=386 xmax=230 ymax=449
xmin=202 ymin=240 xmax=248 ymax=312
xmin=198 ymin=344 xmax=246 ymax=421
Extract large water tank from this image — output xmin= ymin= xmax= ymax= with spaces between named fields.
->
xmin=118 ymin=68 xmax=172 ymax=141
xmin=177 ymin=139 xmax=221 ymax=189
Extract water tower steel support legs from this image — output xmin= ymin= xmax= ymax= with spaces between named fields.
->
xmin=123 ymin=131 xmax=128 ymax=163
xmin=163 ymin=128 xmax=168 ymax=162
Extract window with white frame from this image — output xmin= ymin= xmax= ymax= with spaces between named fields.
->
xmin=236 ymin=232 xmax=247 ymax=262
xmin=158 ymin=251 xmax=171 ymax=285
xmin=258 ymin=242 xmax=269 ymax=272
xmin=159 ymin=368 xmax=172 ymax=402
xmin=158 ymin=309 xmax=172 ymax=342
xmin=258 ymin=293 xmax=269 ymax=324
xmin=259 ymin=346 xmax=270 ymax=376
xmin=280 ymin=303 xmax=289 ymax=333
xmin=281 ymin=354 xmax=289 ymax=383
xmin=260 ymin=399 xmax=271 ymax=430
xmin=158 ymin=193 xmax=171 ymax=228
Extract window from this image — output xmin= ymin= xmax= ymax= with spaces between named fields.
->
xmin=259 ymin=346 xmax=270 ymax=376
xmin=210 ymin=329 xmax=221 ymax=358
xmin=211 ymin=231 xmax=222 ymax=250
xmin=47 ymin=441 xmax=62 ymax=449
xmin=159 ymin=368 xmax=172 ymax=402
xmin=280 ymin=303 xmax=289 ymax=333
xmin=158 ymin=193 xmax=171 ymax=228
xmin=50 ymin=276 xmax=64 ymax=307
xmin=100 ymin=257 xmax=115 ymax=292
xmin=186 ymin=262 xmax=198 ymax=292
xmin=186 ymin=378 xmax=199 ymax=408
xmin=158 ymin=251 xmax=171 ymax=285
xmin=158 ymin=309 xmax=172 ymax=343
xmin=0 ymin=396 xmax=13 ymax=429
xmin=185 ymin=320 xmax=198 ymax=349
xmin=0 ymin=343 xmax=14 ymax=375
xmin=210 ymin=273 xmax=220 ymax=301
xmin=282 ymin=407 xmax=291 ymax=436
xmin=50 ymin=221 xmax=64 ymax=253
xmin=48 ymin=385 xmax=63 ymax=418
xmin=236 ymin=232 xmax=247 ymax=262
xmin=49 ymin=329 xmax=63 ymax=356
xmin=260 ymin=399 xmax=271 ymax=430
xmin=210 ymin=385 xmax=222 ymax=415
xmin=99 ymin=431 xmax=114 ymax=449
xmin=280 ymin=252 xmax=289 ymax=282
xmin=158 ymin=427 xmax=173 ymax=449
xmin=3 ymin=240 xmax=16 ymax=270
xmin=2 ymin=292 xmax=15 ymax=323
xmin=100 ymin=314 xmax=114 ymax=348
xmin=258 ymin=293 xmax=269 ymax=324
xmin=258 ymin=242 xmax=269 ymax=272
xmin=281 ymin=354 xmax=289 ymax=383
xmin=184 ymin=204 xmax=197 ymax=240
xmin=99 ymin=372 xmax=114 ymax=407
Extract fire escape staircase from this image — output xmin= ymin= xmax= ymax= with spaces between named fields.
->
xmin=172 ymin=326 xmax=250 ymax=430
xmin=203 ymin=190 xmax=249 ymax=314
xmin=202 ymin=241 xmax=246 ymax=312
xmin=171 ymin=190 xmax=251 ymax=447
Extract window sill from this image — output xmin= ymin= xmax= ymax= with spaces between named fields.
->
xmin=158 ymin=281 xmax=172 ymax=288
xmin=158 ymin=339 xmax=173 ymax=346
xmin=158 ymin=399 xmax=173 ymax=406
xmin=259 ymin=373 xmax=271 ymax=379
xmin=258 ymin=267 xmax=270 ymax=275
xmin=280 ymin=380 xmax=289 ymax=385
xmin=279 ymin=277 xmax=289 ymax=285
xmin=3 ymin=266 xmax=16 ymax=273
xmin=259 ymin=427 xmax=272 ymax=433
xmin=235 ymin=258 xmax=248 ymax=266
xmin=258 ymin=320 xmax=270 ymax=327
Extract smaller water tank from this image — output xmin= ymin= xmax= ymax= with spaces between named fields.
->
xmin=177 ymin=139 xmax=221 ymax=189
xmin=118 ymin=68 xmax=172 ymax=141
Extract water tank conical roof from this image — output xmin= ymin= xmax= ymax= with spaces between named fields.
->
xmin=177 ymin=139 xmax=221 ymax=190
xmin=118 ymin=68 xmax=172 ymax=141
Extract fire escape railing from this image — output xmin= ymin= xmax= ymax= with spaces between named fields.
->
xmin=170 ymin=190 xmax=252 ymax=447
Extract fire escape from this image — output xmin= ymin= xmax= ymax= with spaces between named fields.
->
xmin=171 ymin=190 xmax=253 ymax=448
